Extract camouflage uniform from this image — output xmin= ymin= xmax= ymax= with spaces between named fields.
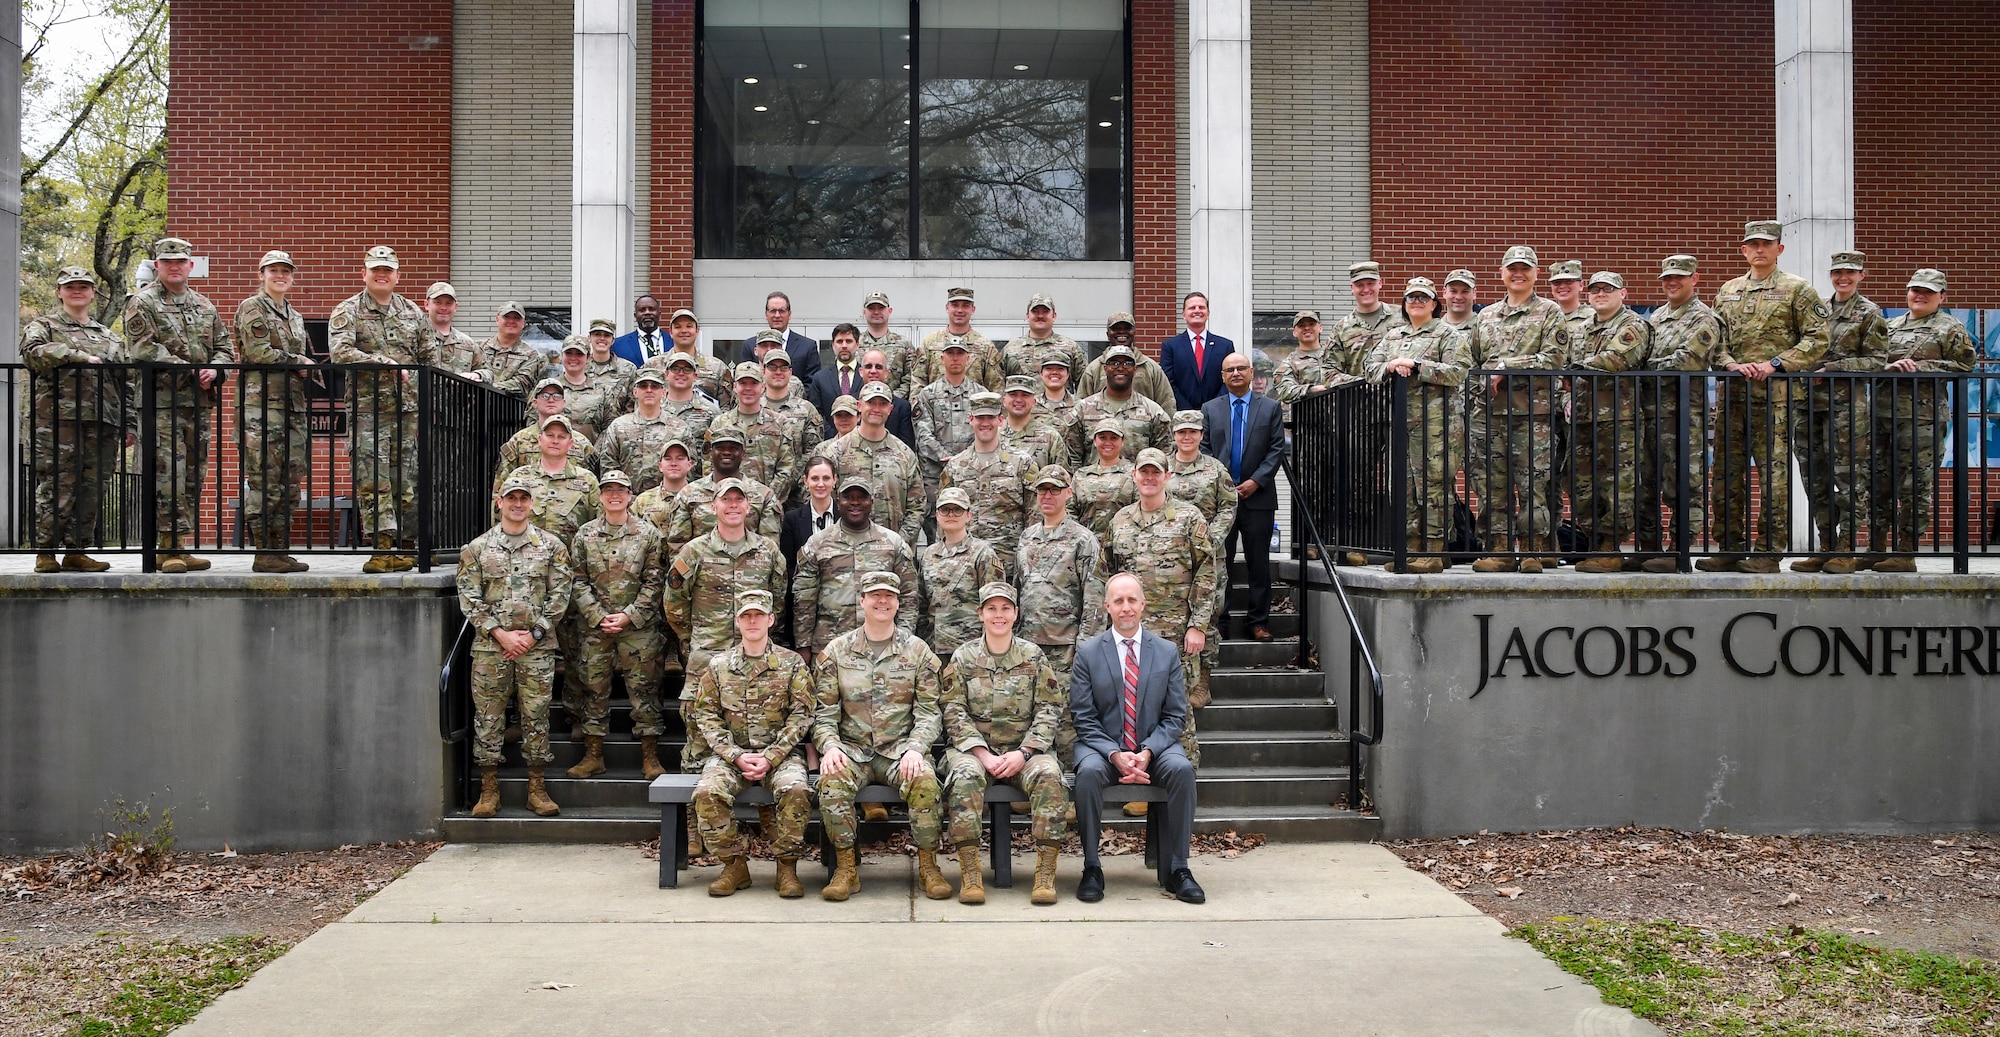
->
xmin=1002 ymin=334 xmax=1086 ymax=381
xmin=1794 ymin=293 xmax=1888 ymax=548
xmin=1101 ymin=500 xmax=1217 ymax=760
xmin=1164 ymin=444 xmax=1236 ymax=703
xmin=1329 ymin=307 xmax=1404 ymax=380
xmin=329 ymin=290 xmax=438 ymax=538
xmin=918 ymin=535 xmax=1007 ymax=657
xmin=710 ymin=405 xmax=803 ymax=502
xmin=762 ymin=387 xmax=826 ymax=482
xmin=915 ymin=329 xmax=1003 ymax=393
xmin=1569 ymin=305 xmax=1651 ymax=543
xmin=477 ymin=338 xmax=549 ymax=399
xmin=857 ymin=328 xmax=918 ymax=398
xmin=939 ymin=445 xmax=1038 ymax=565
xmin=1365 ymin=319 xmax=1472 ymax=542
xmin=493 ymin=421 xmax=599 ymax=495
xmin=653 ymin=474 xmax=783 ymax=560
xmin=1066 ymin=392 xmax=1171 ymax=465
xmin=657 ymin=394 xmax=721 ymax=468
xmin=1274 ymin=345 xmax=1359 ymax=426
xmin=1872 ymin=309 xmax=1976 ymax=546
xmin=999 ymin=417 xmax=1071 ymax=471
xmin=790 ymin=523 xmax=921 ymax=652
xmin=505 ymin=460 xmax=602 ymax=717
xmin=1073 ymin=354 xmax=1177 ymax=414
xmin=586 ymin=354 xmax=639 ymax=423
xmin=942 ymin=638 xmax=1068 ymax=847
xmin=665 ymin=530 xmax=788 ymax=767
xmin=432 ymin=327 xmax=482 ymax=376
xmin=1712 ymin=270 xmax=1829 ymax=555
xmin=233 ymin=292 xmax=314 ymax=549
xmin=1034 ymin=391 xmax=1083 ymax=435
xmin=912 ymin=376 xmax=979 ymax=500
xmin=813 ymin=429 xmax=926 ymax=545
xmin=124 ymin=281 xmax=231 ymax=541
xmin=1015 ymin=516 xmax=1105 ymax=766
xmin=597 ymin=409 xmax=685 ymax=495
xmin=691 ymin=643 xmax=815 ymax=858
xmin=1639 ymin=298 xmax=1723 ymax=554
xmin=458 ymin=522 xmax=572 ymax=767
xmin=554 ymin=373 xmax=621 ymax=442
xmin=1465 ymin=295 xmax=1573 ymax=552
xmin=1068 ymin=458 xmax=1136 ymax=540
xmin=569 ymin=515 xmax=667 ymax=738
xmin=811 ymin=626 xmax=946 ymax=850
xmin=20 ymin=309 xmax=134 ymax=551
xmin=639 ymin=350 xmax=732 ymax=405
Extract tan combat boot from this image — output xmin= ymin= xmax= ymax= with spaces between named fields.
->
xmin=1694 ymin=554 xmax=1740 ymax=573
xmin=955 ymin=844 xmax=986 ymax=905
xmin=1873 ymin=533 xmax=1917 ymax=573
xmin=362 ymin=532 xmax=397 ymax=574
xmin=639 ymin=735 xmax=666 ymax=781
xmin=1342 ymin=551 xmax=1369 ymax=567
xmin=62 ymin=552 xmax=110 ymax=572
xmin=861 ymin=801 xmax=889 ymax=824
xmin=1471 ymin=537 xmax=1518 ymax=573
xmin=173 ymin=537 xmax=212 ymax=571
xmin=471 ymin=765 xmax=500 ymax=818
xmin=917 ymin=848 xmax=953 ymax=900
xmin=822 ymin=847 xmax=860 ymax=901
xmin=1031 ymin=844 xmax=1060 ymax=905
xmin=707 ymin=856 xmax=751 ymax=897
xmin=1124 ymin=801 xmax=1150 ymax=817
xmin=1574 ymin=535 xmax=1624 ymax=574
xmin=1405 ymin=537 xmax=1443 ymax=574
xmin=34 ymin=554 xmax=60 ymax=573
xmin=158 ymin=535 xmax=188 ymax=574
xmin=1822 ymin=535 xmax=1861 ymax=575
xmin=566 ymin=734 xmax=606 ymax=778
xmin=393 ymin=537 xmax=419 ymax=572
xmin=525 ymin=767 xmax=560 ymax=816
xmin=774 ymin=857 xmax=804 ymax=899
xmin=1738 ymin=554 xmax=1781 ymax=574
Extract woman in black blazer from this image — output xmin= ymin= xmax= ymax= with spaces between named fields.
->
xmin=779 ymin=456 xmax=840 ymax=645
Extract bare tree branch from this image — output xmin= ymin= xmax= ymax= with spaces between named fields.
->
xmin=22 ymin=0 xmax=166 ymax=187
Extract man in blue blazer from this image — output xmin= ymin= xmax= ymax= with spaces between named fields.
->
xmin=741 ymin=291 xmax=822 ymax=381
xmin=1070 ymin=573 xmax=1203 ymax=904
xmin=1201 ymin=351 xmax=1287 ymax=640
xmin=1159 ymin=291 xmax=1230 ymax=410
xmin=610 ymin=294 xmax=666 ymax=368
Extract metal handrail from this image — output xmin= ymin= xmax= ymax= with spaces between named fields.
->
xmin=438 ymin=618 xmax=474 ymax=743
xmin=1282 ymin=455 xmax=1384 ymax=811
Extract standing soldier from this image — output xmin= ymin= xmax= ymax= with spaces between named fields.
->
xmin=1548 ymin=260 xmax=1590 ymax=515
xmin=998 ymin=375 xmax=1070 ymax=470
xmin=1329 ymin=262 xmax=1405 ymax=380
xmin=858 ymin=291 xmax=920 ymax=399
xmin=1002 ymin=293 xmax=1086 ymax=379
xmin=1566 ymin=272 xmax=1651 ymax=574
xmin=1014 ymin=465 xmax=1105 ymax=770
xmin=1069 ymin=420 xmax=1137 ymax=539
xmin=1166 ymin=409 xmax=1236 ymax=676
xmin=424 ymin=282 xmax=481 ymax=376
xmin=654 ymin=427 xmax=782 ymax=559
xmin=1441 ymin=270 xmax=1480 ymax=336
xmin=652 ymin=353 xmax=722 ymax=466
xmin=552 ymin=337 xmax=621 ymax=441
xmin=1550 ymin=261 xmax=1591 ymax=339
xmin=812 ymin=571 xmax=951 ymax=902
xmin=1273 ymin=310 xmax=1355 ymax=417
xmin=1705 ymin=220 xmax=1830 ymax=573
xmin=1870 ymin=269 xmax=1976 ymax=572
xmin=22 ymin=266 xmax=134 ymax=573
xmin=477 ymin=301 xmax=550 ymax=400
xmin=1069 ymin=343 xmax=1171 ymax=464
xmin=459 ymin=475 xmax=572 ymax=819
xmin=233 ymin=249 xmax=317 ymax=573
xmin=1791 ymin=251 xmax=1888 ymax=574
xmin=940 ymin=391 xmax=1037 ymax=568
xmin=913 ymin=336 xmax=982 ymax=517
xmin=1467 ymin=245 xmax=1573 ymax=573
xmin=1364 ymin=280 xmax=1470 ymax=574
xmin=941 ymin=582 xmax=1068 ymax=906
xmin=791 ymin=477 xmax=921 ymax=659
xmin=597 ymin=369 xmax=680 ymax=495
xmin=753 ymin=343 xmax=824 ymax=503
xmin=1074 ymin=313 xmax=1177 ymax=413
xmin=643 ymin=308 xmax=731 ymax=403
xmin=566 ymin=470 xmax=668 ymax=780
xmin=917 ymin=488 xmax=1007 ymax=658
xmin=710 ymin=361 xmax=803 ymax=503
xmin=504 ymin=413 xmax=602 ymax=732
xmin=329 ymin=245 xmax=439 ymax=573
xmin=584 ymin=318 xmax=638 ymax=423
xmin=690 ymin=590 xmax=815 ymax=898
xmin=1035 ymin=354 xmax=1083 ymax=433
xmin=914 ymin=287 xmax=1003 ymax=392
xmin=814 ymin=381 xmax=925 ymax=545
xmin=1637 ymin=255 xmax=1723 ymax=573
xmin=493 ymin=378 xmax=600 ymax=493
xmin=124 ymin=236 xmax=230 ymax=573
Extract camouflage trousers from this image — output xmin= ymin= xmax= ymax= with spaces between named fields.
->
xmin=1036 ymin=641 xmax=1079 ymax=770
xmin=694 ymin=754 xmax=811 ymax=858
xmin=942 ymin=749 xmax=1068 ymax=846
xmin=350 ymin=404 xmax=417 ymax=537
xmin=576 ymin=626 xmax=667 ymax=737
xmin=1713 ymin=382 xmax=1792 ymax=554
xmin=1635 ymin=396 xmax=1708 ymax=553
xmin=241 ymin=405 xmax=310 ymax=545
xmin=1791 ymin=399 xmax=1871 ymax=545
xmin=1869 ymin=412 xmax=1945 ymax=544
xmin=471 ymin=645 xmax=557 ymax=767
xmin=1571 ymin=405 xmax=1639 ymax=540
xmin=556 ymin=618 xmax=587 ymax=721
xmin=151 ymin=393 xmax=209 ymax=540
xmin=1402 ymin=405 xmax=1459 ymax=540
xmin=30 ymin=418 xmax=118 ymax=550
xmin=678 ymin=656 xmax=714 ymax=772
xmin=1466 ymin=412 xmax=1557 ymax=548
xmin=1142 ymin=625 xmax=1206 ymax=767
xmin=818 ymin=753 xmax=943 ymax=850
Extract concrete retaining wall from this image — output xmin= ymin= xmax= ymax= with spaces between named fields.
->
xmin=0 ymin=574 xmax=458 ymax=853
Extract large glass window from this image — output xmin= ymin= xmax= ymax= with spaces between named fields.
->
xmin=698 ymin=0 xmax=1127 ymax=261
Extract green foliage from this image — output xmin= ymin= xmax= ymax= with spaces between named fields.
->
xmin=67 ymin=936 xmax=290 ymax=1037
xmin=88 ymin=793 xmax=175 ymax=870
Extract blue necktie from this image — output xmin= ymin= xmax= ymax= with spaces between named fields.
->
xmin=1230 ymin=397 xmax=1246 ymax=482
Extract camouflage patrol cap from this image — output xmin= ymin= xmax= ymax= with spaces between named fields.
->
xmin=1445 ymin=269 xmax=1477 ymax=288
xmin=1587 ymin=271 xmax=1625 ymax=290
xmin=661 ymin=437 xmax=692 ymax=456
xmin=935 ymin=487 xmax=973 ymax=510
xmin=497 ymin=301 xmax=527 ymax=319
xmin=1348 ymin=261 xmax=1382 ymax=283
xmin=1252 ymin=347 xmax=1274 ymax=380
xmin=1134 ymin=447 xmax=1169 ymax=471
xmin=533 ymin=377 xmax=567 ymax=396
xmin=664 ymin=352 xmax=698 ymax=369
xmin=941 ymin=335 xmax=971 ymax=353
xmin=1658 ymin=255 xmax=1699 ymax=278
xmin=1502 ymin=245 xmax=1539 ymax=267
xmin=968 ymin=391 xmax=1004 ymax=417
xmin=860 ymin=570 xmax=903 ymax=595
xmin=705 ymin=426 xmax=747 ymax=447
xmin=55 ymin=266 xmax=96 ymax=287
xmin=1828 ymin=251 xmax=1866 ymax=272
xmin=426 ymin=281 xmax=456 ymax=299
xmin=760 ymin=348 xmax=792 ymax=368
xmin=668 ymin=308 xmax=699 ymax=324
xmin=259 ymin=250 xmax=296 ymax=270
xmin=632 ymin=368 xmax=665 ymax=385
xmin=1549 ymin=261 xmax=1584 ymax=282
xmin=1403 ymin=277 xmax=1438 ymax=298
xmin=1908 ymin=268 xmax=1948 ymax=293
xmin=978 ymin=581 xmax=1017 ymax=606
xmin=560 ymin=335 xmax=588 ymax=354
xmin=362 ymin=245 xmax=398 ymax=269
xmin=734 ymin=589 xmax=775 ymax=616
xmin=1292 ymin=310 xmax=1321 ymax=326
xmin=863 ymin=291 xmax=891 ymax=307
xmin=1100 ymin=343 xmax=1139 ymax=363
xmin=1742 ymin=220 xmax=1783 ymax=242
xmin=858 ymin=382 xmax=893 ymax=403
xmin=598 ymin=468 xmax=635 ymax=489
xmin=837 ymin=473 xmax=874 ymax=495
xmin=1030 ymin=464 xmax=1071 ymax=489
xmin=1004 ymin=375 xmax=1039 ymax=394
xmin=1039 ymin=354 xmax=1073 ymax=370
xmin=152 ymin=237 xmax=195 ymax=260
xmin=1090 ymin=418 xmax=1127 ymax=439
xmin=499 ymin=475 xmax=536 ymax=497
xmin=754 ymin=329 xmax=785 ymax=346
xmin=1027 ymin=292 xmax=1056 ymax=310
xmin=713 ymin=476 xmax=750 ymax=497
xmin=1172 ymin=409 xmax=1205 ymax=432
xmin=732 ymin=361 xmax=765 ymax=382
xmin=539 ymin=413 xmax=577 ymax=433
xmin=830 ymin=394 xmax=860 ymax=416
xmin=588 ymin=318 xmax=616 ymax=335
xmin=1104 ymin=312 xmax=1136 ymax=329
xmin=946 ymin=286 xmax=976 ymax=303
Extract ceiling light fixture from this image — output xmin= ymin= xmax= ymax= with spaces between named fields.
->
xmin=1013 ymin=64 xmax=1029 ymax=71
xmin=792 ymin=62 xmax=808 ymax=69
xmin=743 ymin=77 xmax=759 ymax=84
xmin=753 ymin=105 xmax=769 ymax=112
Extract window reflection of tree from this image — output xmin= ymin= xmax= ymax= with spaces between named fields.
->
xmin=920 ymin=79 xmax=1089 ymax=260
xmin=731 ymin=77 xmax=912 ymax=260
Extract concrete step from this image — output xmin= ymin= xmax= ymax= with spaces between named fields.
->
xmin=440 ymin=806 xmax=660 ymax=843
xmin=1217 ymin=638 xmax=1301 ymax=668
xmin=1221 ymin=613 xmax=1298 ymax=639
xmin=1198 ymin=698 xmax=1339 ymax=732
xmin=1107 ymin=804 xmax=1381 ymax=842
xmin=1196 ymin=730 xmax=1348 ymax=769
xmin=1194 ymin=766 xmax=1349 ymax=808
xmin=497 ymin=773 xmax=653 ymax=809
xmin=1208 ymin=667 xmax=1325 ymax=699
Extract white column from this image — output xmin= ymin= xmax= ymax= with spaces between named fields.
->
xmin=1774 ymin=0 xmax=1853 ymax=297
xmin=572 ymin=0 xmax=637 ymax=331
xmin=1188 ymin=0 xmax=1254 ymax=351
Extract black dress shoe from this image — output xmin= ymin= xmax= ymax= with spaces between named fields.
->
xmin=1076 ymin=865 xmax=1105 ymax=903
xmin=1168 ymin=867 xmax=1205 ymax=904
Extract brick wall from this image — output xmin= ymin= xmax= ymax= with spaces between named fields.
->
xmin=1855 ymin=1 xmax=2000 ymax=309
xmin=1131 ymin=0 xmax=1179 ymax=348
xmin=650 ymin=0 xmax=696 ymax=309
xmin=1370 ymin=2 xmax=1774 ymax=309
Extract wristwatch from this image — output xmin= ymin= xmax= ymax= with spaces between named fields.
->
xmin=1769 ymin=357 xmax=1786 ymax=372
xmin=530 ymin=627 xmax=545 ymax=642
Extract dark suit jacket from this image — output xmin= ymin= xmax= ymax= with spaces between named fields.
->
xmin=1159 ymin=330 xmax=1232 ymax=410
xmin=1200 ymin=390 xmax=1286 ymax=511
xmin=1070 ymin=627 xmax=1187 ymax=762
xmin=780 ymin=501 xmax=837 ymax=572
xmin=807 ymin=366 xmax=859 ymax=423
xmin=611 ymin=328 xmax=667 ymax=369
xmin=740 ymin=329 xmax=822 ymax=382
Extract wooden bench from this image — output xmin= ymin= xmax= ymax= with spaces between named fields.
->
xmin=647 ymin=773 xmax=1171 ymax=890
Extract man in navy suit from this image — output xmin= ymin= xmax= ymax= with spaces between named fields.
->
xmin=1070 ymin=573 xmax=1203 ymax=904
xmin=1201 ymin=352 xmax=1286 ymax=640
xmin=611 ymin=294 xmax=665 ymax=368
xmin=808 ymin=323 xmax=866 ymax=429
xmin=741 ymin=291 xmax=822 ymax=381
xmin=1159 ymin=291 xmax=1231 ymax=410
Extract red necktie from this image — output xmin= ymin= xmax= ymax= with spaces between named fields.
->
xmin=1192 ymin=333 xmax=1205 ymax=374
xmin=841 ymin=365 xmax=853 ymax=397
xmin=1122 ymin=638 xmax=1140 ymax=752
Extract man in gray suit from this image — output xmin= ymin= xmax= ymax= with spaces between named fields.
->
xmin=1069 ymin=572 xmax=1204 ymax=904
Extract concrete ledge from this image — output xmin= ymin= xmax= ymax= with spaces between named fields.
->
xmin=1281 ymin=557 xmax=2000 ymax=597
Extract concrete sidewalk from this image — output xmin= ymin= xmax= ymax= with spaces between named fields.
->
xmin=179 ymin=842 xmax=1660 ymax=1036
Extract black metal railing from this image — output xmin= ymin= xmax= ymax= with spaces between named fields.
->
xmin=1283 ymin=455 xmax=1384 ymax=811
xmin=1291 ymin=368 xmax=1998 ymax=574
xmin=6 ymin=363 xmax=527 ymax=572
